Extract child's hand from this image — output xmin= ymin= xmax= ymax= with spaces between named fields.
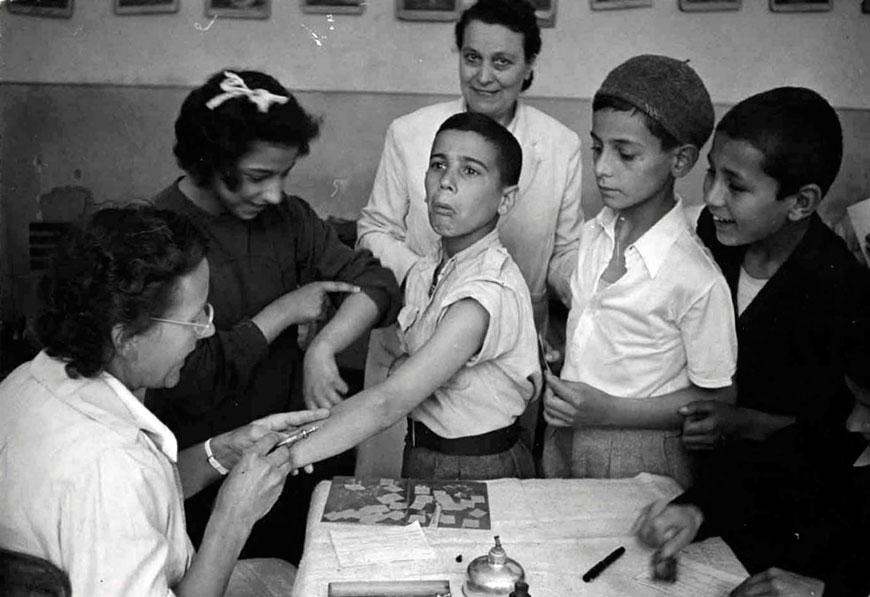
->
xmin=542 ymin=372 xmax=609 ymax=427
xmin=729 ymin=568 xmax=824 ymax=597
xmin=679 ymin=401 xmax=742 ymax=450
xmin=286 ymin=281 xmax=360 ymax=325
xmin=303 ymin=341 xmax=348 ymax=409
xmin=632 ymin=500 xmax=703 ymax=559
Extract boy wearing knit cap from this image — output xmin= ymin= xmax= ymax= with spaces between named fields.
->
xmin=542 ymin=55 xmax=737 ymax=486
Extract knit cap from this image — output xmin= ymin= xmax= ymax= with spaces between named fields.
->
xmin=595 ymin=54 xmax=714 ymax=149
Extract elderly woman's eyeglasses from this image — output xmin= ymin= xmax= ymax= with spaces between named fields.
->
xmin=151 ymin=303 xmax=214 ymax=337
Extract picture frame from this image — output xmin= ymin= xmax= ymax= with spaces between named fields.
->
xmin=206 ymin=0 xmax=270 ymax=19
xmin=396 ymin=0 xmax=461 ymax=22
xmin=590 ymin=0 xmax=652 ymax=10
xmin=6 ymin=0 xmax=73 ymax=18
xmin=679 ymin=0 xmax=740 ymax=11
xmin=301 ymin=0 xmax=365 ymax=15
xmin=529 ymin=0 xmax=557 ymax=28
xmin=114 ymin=0 xmax=179 ymax=15
xmin=769 ymin=0 xmax=831 ymax=12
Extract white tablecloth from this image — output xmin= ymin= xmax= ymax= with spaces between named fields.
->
xmin=292 ymin=474 xmax=747 ymax=597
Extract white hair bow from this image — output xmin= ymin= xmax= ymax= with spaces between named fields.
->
xmin=205 ymin=71 xmax=289 ymax=113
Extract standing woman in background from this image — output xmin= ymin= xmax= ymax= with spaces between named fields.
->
xmin=356 ymin=0 xmax=583 ymax=476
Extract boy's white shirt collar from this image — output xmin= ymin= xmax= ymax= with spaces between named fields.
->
xmin=594 ymin=196 xmax=687 ymax=279
xmin=428 ymin=228 xmax=501 ymax=267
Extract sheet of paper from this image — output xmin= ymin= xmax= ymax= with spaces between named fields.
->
xmin=847 ymin=196 xmax=870 ymax=265
xmin=634 ymin=556 xmax=746 ymax=597
xmin=521 ymin=474 xmax=681 ymax=522
xmin=329 ymin=521 xmax=436 ymax=568
xmin=682 ymin=537 xmax=746 ymax=573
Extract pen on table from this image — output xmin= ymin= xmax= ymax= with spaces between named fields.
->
xmin=274 ymin=425 xmax=320 ymax=450
xmin=582 ymin=546 xmax=626 ymax=583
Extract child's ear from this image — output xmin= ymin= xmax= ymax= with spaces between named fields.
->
xmin=498 ymin=185 xmax=519 ymax=217
xmin=786 ymin=183 xmax=822 ymax=222
xmin=671 ymin=144 xmax=700 ymax=179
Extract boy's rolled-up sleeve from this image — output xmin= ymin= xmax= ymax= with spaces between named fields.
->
xmin=679 ymin=276 xmax=737 ymax=389
xmin=440 ymin=278 xmax=519 ymax=367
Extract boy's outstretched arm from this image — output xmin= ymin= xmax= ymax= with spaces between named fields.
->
xmin=289 ymin=299 xmax=490 ymax=468
xmin=543 ymin=375 xmax=734 ymax=430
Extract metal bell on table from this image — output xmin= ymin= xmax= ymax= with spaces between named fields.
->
xmin=462 ymin=536 xmax=525 ymax=596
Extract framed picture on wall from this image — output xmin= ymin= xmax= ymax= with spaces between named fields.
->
xmin=679 ymin=0 xmax=740 ymax=11
xmin=590 ymin=0 xmax=652 ymax=10
xmin=6 ymin=0 xmax=73 ymax=18
xmin=529 ymin=0 xmax=557 ymax=27
xmin=769 ymin=0 xmax=831 ymax=12
xmin=396 ymin=0 xmax=461 ymax=21
xmin=301 ymin=0 xmax=365 ymax=14
xmin=114 ymin=0 xmax=179 ymax=15
xmin=206 ymin=0 xmax=270 ymax=19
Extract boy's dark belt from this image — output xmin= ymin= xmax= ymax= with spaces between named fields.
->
xmin=406 ymin=418 xmax=519 ymax=456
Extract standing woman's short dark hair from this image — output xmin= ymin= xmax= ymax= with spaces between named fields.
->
xmin=454 ymin=0 xmax=542 ymax=91
xmin=173 ymin=70 xmax=322 ymax=190
xmin=36 ymin=205 xmax=208 ymax=379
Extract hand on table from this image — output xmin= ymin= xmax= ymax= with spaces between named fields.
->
xmin=303 ymin=341 xmax=349 ymax=409
xmin=632 ymin=500 xmax=703 ymax=559
xmin=680 ymin=400 xmax=744 ymax=450
xmin=729 ymin=568 xmax=824 ymax=597
xmin=542 ymin=372 xmax=609 ymax=427
xmin=211 ymin=409 xmax=330 ymax=474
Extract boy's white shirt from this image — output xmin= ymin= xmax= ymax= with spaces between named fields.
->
xmin=398 ymin=229 xmax=540 ymax=438
xmin=855 ymin=446 xmax=870 ymax=467
xmin=561 ymin=197 xmax=737 ymax=397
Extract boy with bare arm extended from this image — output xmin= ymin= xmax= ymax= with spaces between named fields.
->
xmin=289 ymin=112 xmax=541 ymax=479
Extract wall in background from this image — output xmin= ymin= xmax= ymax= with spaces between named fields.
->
xmin=2 ymin=0 xmax=870 ymax=322
xmin=2 ymin=1 xmax=868 ymax=108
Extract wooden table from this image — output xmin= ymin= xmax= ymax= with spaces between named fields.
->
xmin=292 ymin=474 xmax=747 ymax=596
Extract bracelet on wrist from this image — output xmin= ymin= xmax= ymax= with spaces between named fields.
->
xmin=204 ymin=437 xmax=229 ymax=476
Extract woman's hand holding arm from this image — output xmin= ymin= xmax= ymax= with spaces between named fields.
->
xmin=177 ymin=409 xmax=330 ymax=498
